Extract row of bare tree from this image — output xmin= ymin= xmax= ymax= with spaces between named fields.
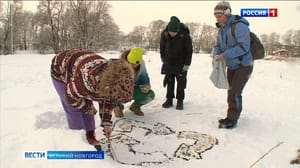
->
xmin=0 ymin=0 xmax=119 ymax=54
xmin=1 ymin=0 xmax=299 ymax=56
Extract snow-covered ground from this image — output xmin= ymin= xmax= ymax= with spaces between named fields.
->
xmin=0 ymin=50 xmax=299 ymax=168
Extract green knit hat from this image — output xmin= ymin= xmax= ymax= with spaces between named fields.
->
xmin=167 ymin=16 xmax=180 ymax=32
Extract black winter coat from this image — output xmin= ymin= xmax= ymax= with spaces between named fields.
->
xmin=160 ymin=23 xmax=193 ymax=74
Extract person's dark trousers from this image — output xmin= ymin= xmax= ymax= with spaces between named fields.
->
xmin=226 ymin=65 xmax=253 ymax=122
xmin=165 ymin=72 xmax=187 ymax=101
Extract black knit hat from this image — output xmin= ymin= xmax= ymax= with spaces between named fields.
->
xmin=167 ymin=16 xmax=180 ymax=32
xmin=214 ymin=1 xmax=232 ymax=16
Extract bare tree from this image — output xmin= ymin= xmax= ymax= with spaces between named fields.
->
xmin=0 ymin=2 xmax=3 ymax=54
xmin=36 ymin=0 xmax=66 ymax=54
xmin=266 ymin=32 xmax=281 ymax=55
xmin=31 ymin=10 xmax=51 ymax=53
xmin=197 ymin=23 xmax=217 ymax=53
xmin=260 ymin=34 xmax=268 ymax=44
xmin=259 ymin=33 xmax=268 ymax=54
xmin=291 ymin=30 xmax=300 ymax=47
xmin=1 ymin=1 xmax=12 ymax=54
xmin=93 ymin=13 xmax=120 ymax=51
xmin=147 ymin=20 xmax=165 ymax=50
xmin=282 ymin=30 xmax=293 ymax=46
xmin=68 ymin=0 xmax=118 ymax=51
xmin=31 ymin=0 xmax=119 ymax=53
xmin=0 ymin=1 xmax=10 ymax=54
xmin=11 ymin=0 xmax=24 ymax=50
xmin=0 ymin=1 xmax=23 ymax=54
xmin=127 ymin=26 xmax=147 ymax=47
xmin=1 ymin=1 xmax=297 ymax=55
xmin=30 ymin=0 xmax=66 ymax=53
xmin=68 ymin=0 xmax=91 ymax=49
xmin=15 ymin=11 xmax=34 ymax=50
xmin=186 ymin=22 xmax=201 ymax=53
xmin=289 ymin=30 xmax=300 ymax=57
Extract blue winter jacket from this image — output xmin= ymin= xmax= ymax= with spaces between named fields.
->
xmin=213 ymin=15 xmax=253 ymax=70
xmin=134 ymin=61 xmax=150 ymax=88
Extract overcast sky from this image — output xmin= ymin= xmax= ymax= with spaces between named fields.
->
xmin=21 ymin=1 xmax=300 ymax=36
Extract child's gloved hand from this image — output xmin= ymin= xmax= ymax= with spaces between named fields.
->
xmin=140 ymin=85 xmax=150 ymax=93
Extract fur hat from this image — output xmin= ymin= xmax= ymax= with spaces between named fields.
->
xmin=167 ymin=16 xmax=181 ymax=32
xmin=214 ymin=1 xmax=232 ymax=16
xmin=97 ymin=60 xmax=134 ymax=103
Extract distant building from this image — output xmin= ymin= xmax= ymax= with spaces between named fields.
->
xmin=274 ymin=49 xmax=290 ymax=57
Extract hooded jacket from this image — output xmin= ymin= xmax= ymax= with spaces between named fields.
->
xmin=213 ymin=15 xmax=253 ymax=70
xmin=133 ymin=61 xmax=150 ymax=88
xmin=160 ymin=23 xmax=193 ymax=74
xmin=51 ymin=49 xmax=134 ymax=126
xmin=120 ymin=50 xmax=150 ymax=88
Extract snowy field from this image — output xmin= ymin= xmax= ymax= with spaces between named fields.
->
xmin=0 ymin=50 xmax=299 ymax=168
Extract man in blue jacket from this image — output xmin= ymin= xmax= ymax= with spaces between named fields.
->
xmin=114 ymin=47 xmax=155 ymax=117
xmin=213 ymin=1 xmax=253 ymax=129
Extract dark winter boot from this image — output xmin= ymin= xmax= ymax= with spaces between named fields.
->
xmin=176 ymin=100 xmax=183 ymax=110
xmin=218 ymin=118 xmax=237 ymax=129
xmin=162 ymin=99 xmax=173 ymax=108
xmin=218 ymin=118 xmax=227 ymax=123
xmin=85 ymin=130 xmax=100 ymax=145
xmin=130 ymin=102 xmax=144 ymax=116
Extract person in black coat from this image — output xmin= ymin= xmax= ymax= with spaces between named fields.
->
xmin=160 ymin=16 xmax=193 ymax=110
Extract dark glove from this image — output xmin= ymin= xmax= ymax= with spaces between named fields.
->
xmin=140 ymin=85 xmax=150 ymax=93
xmin=163 ymin=75 xmax=168 ymax=87
xmin=161 ymin=57 xmax=166 ymax=63
xmin=182 ymin=64 xmax=189 ymax=72
xmin=161 ymin=63 xmax=166 ymax=74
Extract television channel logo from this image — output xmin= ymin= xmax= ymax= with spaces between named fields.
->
xmin=24 ymin=150 xmax=104 ymax=160
xmin=24 ymin=151 xmax=46 ymax=159
xmin=241 ymin=8 xmax=278 ymax=17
